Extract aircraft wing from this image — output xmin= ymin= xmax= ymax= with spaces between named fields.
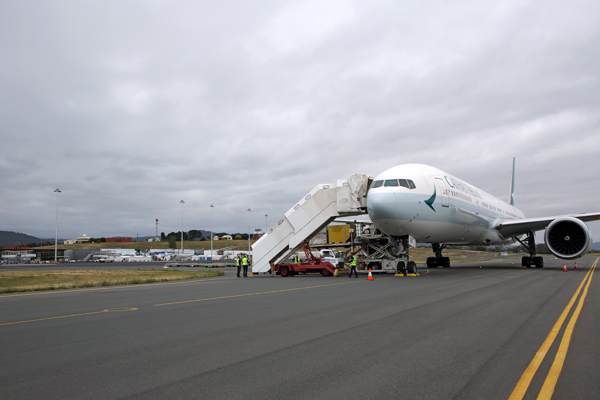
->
xmin=494 ymin=212 xmax=600 ymax=238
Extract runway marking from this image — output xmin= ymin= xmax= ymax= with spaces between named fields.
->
xmin=153 ymin=278 xmax=393 ymax=307
xmin=0 ymin=276 xmax=237 ymax=299
xmin=509 ymin=258 xmax=597 ymax=400
xmin=537 ymin=260 xmax=596 ymax=400
xmin=0 ymin=307 xmax=137 ymax=326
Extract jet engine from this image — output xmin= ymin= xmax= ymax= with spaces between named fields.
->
xmin=544 ymin=217 xmax=593 ymax=259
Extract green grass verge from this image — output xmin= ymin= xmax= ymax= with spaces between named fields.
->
xmin=0 ymin=269 xmax=224 ymax=294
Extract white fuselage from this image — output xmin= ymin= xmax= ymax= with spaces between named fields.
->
xmin=367 ymin=164 xmax=525 ymax=245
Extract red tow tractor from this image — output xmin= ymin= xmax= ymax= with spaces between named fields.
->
xmin=274 ymin=243 xmax=338 ymax=277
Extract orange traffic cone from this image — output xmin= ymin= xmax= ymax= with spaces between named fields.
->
xmin=563 ymin=263 xmax=567 ymax=272
xmin=574 ymin=262 xmax=578 ymax=270
xmin=368 ymin=268 xmax=373 ymax=281
xmin=163 ymin=264 xmax=168 ymax=269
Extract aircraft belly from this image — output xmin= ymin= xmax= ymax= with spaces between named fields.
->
xmin=401 ymin=220 xmax=472 ymax=243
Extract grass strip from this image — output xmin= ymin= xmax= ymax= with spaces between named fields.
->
xmin=0 ymin=269 xmax=224 ymax=294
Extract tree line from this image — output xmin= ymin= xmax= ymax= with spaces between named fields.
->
xmin=160 ymin=231 xmax=250 ymax=242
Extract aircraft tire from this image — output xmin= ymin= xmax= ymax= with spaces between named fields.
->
xmin=426 ymin=257 xmax=436 ymax=268
xmin=522 ymin=256 xmax=531 ymax=268
xmin=534 ymin=256 xmax=544 ymax=268
xmin=396 ymin=261 xmax=405 ymax=274
xmin=442 ymin=257 xmax=451 ymax=268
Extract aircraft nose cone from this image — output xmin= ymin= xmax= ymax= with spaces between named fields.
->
xmin=367 ymin=189 xmax=397 ymax=222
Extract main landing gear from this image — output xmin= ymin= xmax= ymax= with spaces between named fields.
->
xmin=515 ymin=232 xmax=544 ymax=268
xmin=426 ymin=243 xmax=451 ymax=268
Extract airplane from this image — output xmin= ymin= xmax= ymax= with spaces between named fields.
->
xmin=366 ymin=159 xmax=600 ymax=269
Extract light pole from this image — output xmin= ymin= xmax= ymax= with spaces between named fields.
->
xmin=265 ymin=214 xmax=268 ymax=234
xmin=180 ymin=200 xmax=185 ymax=253
xmin=247 ymin=208 xmax=251 ymax=254
xmin=210 ymin=204 xmax=214 ymax=260
xmin=54 ymin=188 xmax=61 ymax=263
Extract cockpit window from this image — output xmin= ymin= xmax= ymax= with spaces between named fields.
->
xmin=376 ymin=179 xmax=416 ymax=189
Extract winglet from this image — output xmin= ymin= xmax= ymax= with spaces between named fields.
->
xmin=508 ymin=157 xmax=515 ymax=206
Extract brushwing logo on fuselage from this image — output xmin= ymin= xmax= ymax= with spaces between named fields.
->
xmin=425 ymin=186 xmax=436 ymax=212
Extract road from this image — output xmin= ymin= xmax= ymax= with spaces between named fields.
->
xmin=0 ymin=257 xmax=597 ymax=399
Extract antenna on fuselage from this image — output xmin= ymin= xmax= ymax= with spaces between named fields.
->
xmin=508 ymin=157 xmax=516 ymax=205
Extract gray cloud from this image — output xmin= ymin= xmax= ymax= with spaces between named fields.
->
xmin=1 ymin=0 xmax=599 ymax=241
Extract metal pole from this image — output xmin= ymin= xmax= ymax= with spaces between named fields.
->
xmin=54 ymin=188 xmax=61 ymax=263
xmin=247 ymin=208 xmax=251 ymax=254
xmin=180 ymin=200 xmax=185 ymax=253
xmin=210 ymin=204 xmax=214 ymax=260
xmin=265 ymin=214 xmax=268 ymax=233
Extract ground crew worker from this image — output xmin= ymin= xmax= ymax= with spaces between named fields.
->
xmin=236 ymin=255 xmax=242 ymax=278
xmin=294 ymin=255 xmax=299 ymax=264
xmin=349 ymin=254 xmax=358 ymax=278
xmin=242 ymin=255 xmax=249 ymax=277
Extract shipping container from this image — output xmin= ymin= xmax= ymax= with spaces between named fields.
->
xmin=328 ymin=224 xmax=354 ymax=243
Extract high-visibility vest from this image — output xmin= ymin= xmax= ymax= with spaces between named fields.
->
xmin=351 ymin=256 xmax=357 ymax=267
xmin=294 ymin=256 xmax=299 ymax=264
xmin=236 ymin=258 xmax=240 ymax=266
xmin=242 ymin=257 xmax=249 ymax=266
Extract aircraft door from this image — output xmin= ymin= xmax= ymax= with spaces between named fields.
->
xmin=435 ymin=178 xmax=450 ymax=207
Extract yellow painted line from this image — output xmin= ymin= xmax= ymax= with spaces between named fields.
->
xmin=0 ymin=307 xmax=137 ymax=326
xmin=537 ymin=261 xmax=596 ymax=400
xmin=0 ymin=276 xmax=237 ymax=299
xmin=508 ymin=258 xmax=597 ymax=400
xmin=154 ymin=277 xmax=394 ymax=307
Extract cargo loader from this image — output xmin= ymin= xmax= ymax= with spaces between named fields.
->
xmin=353 ymin=224 xmax=418 ymax=275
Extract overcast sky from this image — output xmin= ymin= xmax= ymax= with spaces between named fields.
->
xmin=1 ymin=0 xmax=599 ymax=242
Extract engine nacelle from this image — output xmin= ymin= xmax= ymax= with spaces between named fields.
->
xmin=544 ymin=217 xmax=593 ymax=260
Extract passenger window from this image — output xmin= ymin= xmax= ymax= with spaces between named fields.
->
xmin=399 ymin=179 xmax=409 ymax=188
xmin=408 ymin=180 xmax=416 ymax=189
xmin=372 ymin=180 xmax=383 ymax=188
xmin=384 ymin=179 xmax=399 ymax=187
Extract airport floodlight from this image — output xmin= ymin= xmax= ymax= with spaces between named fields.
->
xmin=247 ymin=208 xmax=251 ymax=254
xmin=180 ymin=200 xmax=185 ymax=253
xmin=265 ymin=214 xmax=268 ymax=234
xmin=54 ymin=188 xmax=61 ymax=263
xmin=210 ymin=204 xmax=214 ymax=260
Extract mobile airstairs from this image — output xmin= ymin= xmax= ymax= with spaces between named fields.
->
xmin=251 ymin=174 xmax=372 ymax=274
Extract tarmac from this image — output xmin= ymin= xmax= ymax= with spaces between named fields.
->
xmin=0 ymin=256 xmax=598 ymax=399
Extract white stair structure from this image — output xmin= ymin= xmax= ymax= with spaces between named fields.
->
xmin=252 ymin=174 xmax=371 ymax=273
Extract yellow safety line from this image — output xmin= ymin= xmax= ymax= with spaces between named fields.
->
xmin=508 ymin=258 xmax=597 ymax=400
xmin=154 ymin=277 xmax=394 ymax=307
xmin=537 ymin=261 xmax=596 ymax=400
xmin=0 ymin=307 xmax=137 ymax=326
xmin=0 ymin=276 xmax=237 ymax=299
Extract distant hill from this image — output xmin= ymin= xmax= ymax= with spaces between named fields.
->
xmin=0 ymin=231 xmax=46 ymax=247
